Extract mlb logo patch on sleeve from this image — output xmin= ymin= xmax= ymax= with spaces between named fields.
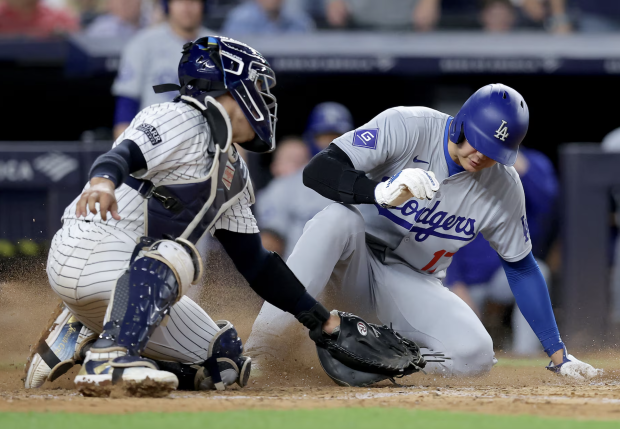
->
xmin=137 ymin=124 xmax=162 ymax=145
xmin=353 ymin=129 xmax=379 ymax=150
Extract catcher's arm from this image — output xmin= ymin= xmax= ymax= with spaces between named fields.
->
xmin=215 ymin=230 xmax=422 ymax=377
xmin=76 ymin=139 xmax=147 ymax=221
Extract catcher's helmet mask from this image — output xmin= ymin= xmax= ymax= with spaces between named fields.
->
xmin=154 ymin=36 xmax=278 ymax=153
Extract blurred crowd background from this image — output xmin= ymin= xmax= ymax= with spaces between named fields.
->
xmin=3 ymin=0 xmax=620 ymax=37
xmin=2 ymin=0 xmax=620 ymax=353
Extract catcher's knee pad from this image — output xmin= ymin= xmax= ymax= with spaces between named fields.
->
xmin=103 ymin=238 xmax=203 ymax=356
xmin=25 ymin=304 xmax=97 ymax=388
xmin=156 ymin=321 xmax=251 ymax=391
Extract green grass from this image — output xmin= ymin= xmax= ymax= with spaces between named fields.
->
xmin=0 ymin=409 xmax=618 ymax=429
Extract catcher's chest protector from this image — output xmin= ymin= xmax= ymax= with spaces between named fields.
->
xmin=128 ymin=96 xmax=252 ymax=244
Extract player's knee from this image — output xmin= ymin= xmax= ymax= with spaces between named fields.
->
xmin=141 ymin=238 xmax=203 ymax=297
xmin=449 ymin=329 xmax=495 ymax=376
xmin=315 ymin=203 xmax=365 ymax=236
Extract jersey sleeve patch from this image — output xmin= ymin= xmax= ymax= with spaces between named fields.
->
xmin=353 ymin=128 xmax=379 ymax=150
xmin=137 ymin=123 xmax=162 ymax=145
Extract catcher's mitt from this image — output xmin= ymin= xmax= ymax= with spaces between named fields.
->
xmin=319 ymin=311 xmax=426 ymax=378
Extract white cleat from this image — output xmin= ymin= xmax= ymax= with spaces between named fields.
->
xmin=75 ymin=349 xmax=178 ymax=397
xmin=24 ymin=303 xmax=97 ymax=388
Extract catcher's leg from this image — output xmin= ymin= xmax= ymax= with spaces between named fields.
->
xmin=373 ymin=262 xmax=495 ymax=377
xmin=74 ymin=238 xmax=202 ymax=396
xmin=154 ymin=319 xmax=252 ymax=391
xmin=246 ymin=203 xmax=373 ymax=359
xmin=24 ymin=303 xmax=97 ymax=388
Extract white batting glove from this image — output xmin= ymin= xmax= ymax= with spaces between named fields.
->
xmin=374 ymin=168 xmax=440 ymax=208
xmin=546 ymin=351 xmax=602 ymax=381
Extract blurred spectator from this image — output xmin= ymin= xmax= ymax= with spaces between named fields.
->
xmin=572 ymin=1 xmax=620 ymax=33
xmin=446 ymin=148 xmax=558 ymax=355
xmin=480 ymin=0 xmax=516 ymax=32
xmin=525 ymin=0 xmax=620 ymax=33
xmin=270 ymin=136 xmax=311 ymax=178
xmin=304 ymin=102 xmax=353 ymax=155
xmin=0 ymin=0 xmax=79 ymax=38
xmin=68 ymin=0 xmax=105 ymax=27
xmin=326 ymin=0 xmax=439 ymax=31
xmin=112 ymin=0 xmax=211 ymax=138
xmin=519 ymin=0 xmax=570 ymax=33
xmin=222 ymin=0 xmax=315 ymax=34
xmin=255 ymin=103 xmax=353 ymax=257
xmin=85 ymin=0 xmax=142 ymax=38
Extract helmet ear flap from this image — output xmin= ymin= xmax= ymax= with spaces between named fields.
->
xmin=456 ymin=123 xmax=466 ymax=144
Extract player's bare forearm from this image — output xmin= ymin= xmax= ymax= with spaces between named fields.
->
xmin=75 ymin=177 xmax=121 ymax=221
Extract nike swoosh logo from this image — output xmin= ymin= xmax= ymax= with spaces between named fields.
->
xmin=413 ymin=156 xmax=429 ymax=164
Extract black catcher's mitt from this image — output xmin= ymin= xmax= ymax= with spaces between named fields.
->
xmin=324 ymin=311 xmax=425 ymax=377
xmin=309 ymin=310 xmax=427 ymax=378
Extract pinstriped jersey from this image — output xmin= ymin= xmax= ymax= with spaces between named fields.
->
xmin=332 ymin=106 xmax=531 ymax=279
xmin=62 ymin=101 xmax=258 ymax=236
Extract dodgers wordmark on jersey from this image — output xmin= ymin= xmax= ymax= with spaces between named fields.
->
xmin=333 ymin=106 xmax=532 ymax=278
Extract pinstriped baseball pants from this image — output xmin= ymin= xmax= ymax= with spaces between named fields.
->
xmin=47 ymin=219 xmax=219 ymax=364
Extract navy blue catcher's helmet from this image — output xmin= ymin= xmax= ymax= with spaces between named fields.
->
xmin=155 ymin=36 xmax=277 ymax=153
xmin=449 ymin=83 xmax=529 ymax=166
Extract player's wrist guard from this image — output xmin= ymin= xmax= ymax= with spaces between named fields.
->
xmin=295 ymin=303 xmax=331 ymax=346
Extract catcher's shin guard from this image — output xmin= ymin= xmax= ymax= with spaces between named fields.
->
xmin=24 ymin=303 xmax=97 ymax=388
xmin=98 ymin=238 xmax=201 ymax=356
xmin=156 ymin=321 xmax=251 ymax=391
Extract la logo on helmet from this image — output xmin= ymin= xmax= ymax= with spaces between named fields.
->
xmin=494 ymin=120 xmax=509 ymax=142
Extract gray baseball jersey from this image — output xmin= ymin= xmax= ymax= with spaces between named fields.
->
xmin=112 ymin=23 xmax=212 ymax=110
xmin=332 ymin=106 xmax=531 ymax=278
xmin=255 ymin=170 xmax=331 ymax=258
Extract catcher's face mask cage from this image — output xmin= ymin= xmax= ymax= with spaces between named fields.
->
xmin=217 ymin=37 xmax=278 ymax=151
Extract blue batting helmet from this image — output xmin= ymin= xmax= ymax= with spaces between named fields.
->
xmin=449 ymin=83 xmax=529 ymax=166
xmin=157 ymin=36 xmax=278 ymax=153
xmin=304 ymin=102 xmax=353 ymax=155
xmin=306 ymin=102 xmax=353 ymax=137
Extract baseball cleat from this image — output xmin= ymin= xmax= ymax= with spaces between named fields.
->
xmin=75 ymin=348 xmax=178 ymax=398
xmin=24 ymin=303 xmax=97 ymax=388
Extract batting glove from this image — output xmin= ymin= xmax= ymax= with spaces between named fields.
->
xmin=374 ymin=168 xmax=440 ymax=208
xmin=546 ymin=349 xmax=601 ymax=381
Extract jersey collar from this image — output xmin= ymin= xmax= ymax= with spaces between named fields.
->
xmin=443 ymin=117 xmax=465 ymax=177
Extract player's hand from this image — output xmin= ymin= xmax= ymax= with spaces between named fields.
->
xmin=546 ymin=349 xmax=601 ymax=381
xmin=75 ymin=177 xmax=121 ymax=221
xmin=374 ymin=168 xmax=440 ymax=208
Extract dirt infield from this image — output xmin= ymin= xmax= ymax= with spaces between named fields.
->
xmin=2 ymin=254 xmax=620 ymax=420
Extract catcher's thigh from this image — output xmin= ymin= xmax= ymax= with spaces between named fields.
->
xmin=47 ymin=220 xmax=219 ymax=363
xmin=372 ymin=261 xmax=495 ymax=377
